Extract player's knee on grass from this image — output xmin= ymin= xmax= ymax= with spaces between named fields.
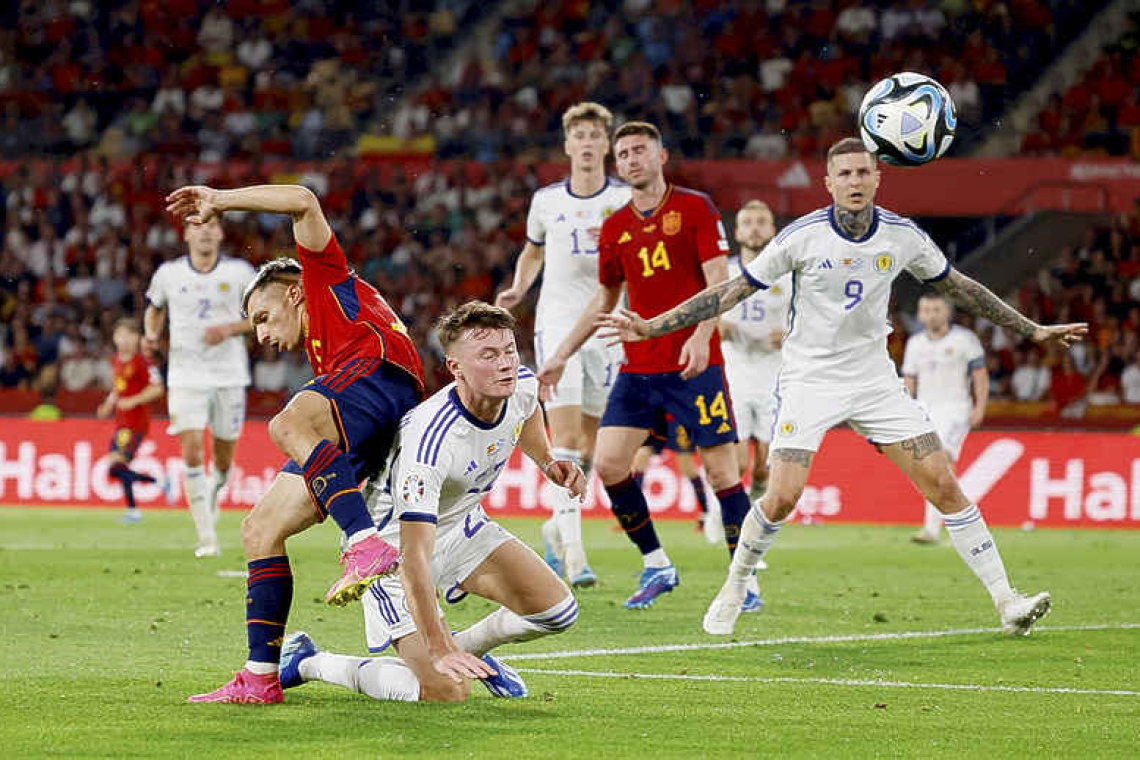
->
xmin=418 ymin=675 xmax=472 ymax=703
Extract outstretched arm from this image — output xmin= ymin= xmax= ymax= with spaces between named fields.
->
xmin=166 ymin=185 xmax=332 ymax=251
xmin=598 ymin=274 xmax=758 ymax=343
xmin=933 ymin=269 xmax=1087 ymax=348
xmin=518 ymin=403 xmax=586 ymax=499
xmin=495 ymin=242 xmax=545 ymax=310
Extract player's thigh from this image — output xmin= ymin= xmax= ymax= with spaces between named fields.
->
xmin=580 ymin=338 xmax=621 ymax=418
xmin=545 ymin=404 xmax=584 ymax=451
xmin=734 ymin=440 xmax=751 ymax=476
xmin=460 ymin=537 xmax=569 ymax=616
xmin=698 ymin=441 xmax=740 ymax=490
xmin=207 ymin=386 xmax=247 ymax=442
xmin=580 ymin=413 xmax=600 ymax=462
xmin=268 ymin=389 xmax=342 ymax=461
xmin=661 ymin=366 xmax=736 ymax=453
xmin=242 ymin=471 xmax=319 ymax=557
xmin=878 ymin=435 xmax=969 ymax=512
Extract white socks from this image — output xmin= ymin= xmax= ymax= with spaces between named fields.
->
xmin=453 ymin=596 xmax=579 ymax=657
xmin=185 ymin=466 xmax=216 ymax=547
xmin=551 ymin=448 xmax=586 ymax=570
xmin=922 ymin=500 xmax=943 ymax=537
xmin=300 ymin=652 xmax=419 ymax=702
xmin=642 ymin=548 xmax=671 ymax=569
xmin=244 ymin=660 xmax=277 ymax=675
xmin=944 ymin=504 xmax=1014 ymax=606
xmin=726 ymin=503 xmax=784 ymax=590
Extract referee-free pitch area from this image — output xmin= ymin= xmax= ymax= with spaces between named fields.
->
xmin=2 ymin=508 xmax=1137 ymax=758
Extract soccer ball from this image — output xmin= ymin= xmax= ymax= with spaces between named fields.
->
xmin=858 ymin=72 xmax=956 ymax=166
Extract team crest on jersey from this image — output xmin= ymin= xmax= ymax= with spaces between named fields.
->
xmin=873 ymin=253 xmax=896 ymax=273
xmin=219 ymin=282 xmax=230 ymax=292
xmin=663 ymin=211 xmax=682 ymax=236
xmin=619 ymin=231 xmax=632 ymax=243
xmin=603 ymin=207 xmax=615 ymax=218
xmin=401 ymin=473 xmax=426 ymax=504
xmin=771 ymin=286 xmax=782 ymax=295
xmin=512 ymin=421 xmax=523 ymax=443
xmin=779 ymin=420 xmax=797 ymax=436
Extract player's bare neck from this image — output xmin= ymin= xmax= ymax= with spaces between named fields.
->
xmin=927 ymin=324 xmax=950 ymax=340
xmin=740 ymin=246 xmax=762 ymax=265
xmin=569 ymin=167 xmax=605 ymax=197
xmin=189 ymin=249 xmax=219 ymax=273
xmin=835 ymin=205 xmax=873 ymax=239
xmin=631 ymin=178 xmax=668 ymax=215
xmin=455 ymin=385 xmax=505 ymax=424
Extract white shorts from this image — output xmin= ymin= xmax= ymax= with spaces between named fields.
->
xmin=771 ymin=374 xmax=935 ymax=453
xmin=363 ymin=509 xmax=514 ymax=653
xmin=928 ymin=406 xmax=971 ymax=461
xmin=165 ymin=385 xmax=247 ymax=439
xmin=535 ymin=328 xmax=622 ymax=417
xmin=734 ymin=394 xmax=776 ymax=443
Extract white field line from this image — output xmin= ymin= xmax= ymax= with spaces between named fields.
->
xmin=514 ymin=668 xmax=1140 ymax=698
xmin=502 ymin=622 xmax=1140 ymax=662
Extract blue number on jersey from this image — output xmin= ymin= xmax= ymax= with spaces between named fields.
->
xmin=197 ymin=298 xmax=211 ymax=320
xmin=569 ymin=228 xmax=598 ymax=256
xmin=843 ymin=280 xmax=863 ymax=310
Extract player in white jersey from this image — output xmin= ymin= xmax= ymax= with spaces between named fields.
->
xmin=275 ymin=302 xmax=582 ymax=702
xmin=902 ymin=292 xmax=989 ymax=544
xmin=143 ymin=217 xmax=254 ymax=557
xmin=720 ymin=200 xmax=790 ymax=502
xmin=496 ymin=102 xmax=631 ymax=588
xmin=601 ymin=138 xmax=1087 ymax=637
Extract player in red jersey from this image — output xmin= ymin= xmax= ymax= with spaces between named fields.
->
xmin=166 ymin=184 xmax=425 ymax=704
xmin=538 ymin=122 xmax=758 ymax=612
xmin=97 ymin=318 xmax=165 ymax=525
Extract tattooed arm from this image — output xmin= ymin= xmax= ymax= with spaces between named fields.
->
xmin=933 ymin=268 xmax=1087 ymax=347
xmin=597 ymin=275 xmax=759 ymax=343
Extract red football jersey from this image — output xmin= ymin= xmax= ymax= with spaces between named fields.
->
xmin=112 ymin=353 xmax=159 ymax=434
xmin=298 ymin=234 xmax=425 ymax=392
xmin=598 ymin=185 xmax=730 ymax=373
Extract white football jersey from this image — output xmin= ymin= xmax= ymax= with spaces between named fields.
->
xmin=743 ymin=206 xmax=949 ymax=385
xmin=376 ymin=367 xmax=540 ymax=538
xmin=902 ymin=325 xmax=984 ymax=412
xmin=526 ymin=178 xmax=631 ymax=331
xmin=145 ymin=255 xmax=254 ymax=389
xmin=722 ymin=255 xmax=791 ymax=401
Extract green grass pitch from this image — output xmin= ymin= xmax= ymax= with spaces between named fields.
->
xmin=1 ymin=507 xmax=1137 ymax=758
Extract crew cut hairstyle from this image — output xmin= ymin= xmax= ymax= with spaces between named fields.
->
xmin=113 ymin=316 xmax=141 ymax=334
xmin=562 ymin=102 xmax=614 ymax=135
xmin=612 ymin=120 xmax=662 ymax=146
xmin=737 ymin=199 xmax=772 ymax=215
xmin=436 ymin=300 xmax=517 ymax=353
xmin=826 ymin=137 xmax=871 ymax=166
xmin=241 ymin=257 xmax=303 ymax=318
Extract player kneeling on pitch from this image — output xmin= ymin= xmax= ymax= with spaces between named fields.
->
xmin=279 ymin=302 xmax=583 ymax=701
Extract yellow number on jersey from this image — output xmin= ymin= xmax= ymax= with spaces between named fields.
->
xmin=310 ymin=338 xmax=323 ymax=372
xmin=636 ymin=241 xmax=671 ymax=278
xmin=695 ymin=391 xmax=729 ymax=426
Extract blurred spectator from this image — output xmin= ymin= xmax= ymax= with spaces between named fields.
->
xmin=1011 ymin=349 xmax=1051 ymax=401
xmin=1121 ymin=350 xmax=1140 ymax=404
xmin=1051 ymin=354 xmax=1087 ymax=416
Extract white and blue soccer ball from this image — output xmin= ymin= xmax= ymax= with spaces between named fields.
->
xmin=858 ymin=72 xmax=956 ymax=167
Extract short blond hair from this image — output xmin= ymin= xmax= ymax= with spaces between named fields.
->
xmin=562 ymin=102 xmax=614 ymax=135
xmin=435 ymin=301 xmax=517 ymax=353
xmin=737 ymin=199 xmax=772 ymax=218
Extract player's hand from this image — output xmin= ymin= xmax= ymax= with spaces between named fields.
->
xmin=1031 ymin=322 xmax=1088 ymax=348
xmin=542 ymin=459 xmax=587 ymax=500
xmin=165 ymin=185 xmax=221 ymax=224
xmin=769 ymin=329 xmax=785 ymax=350
xmin=116 ymin=397 xmax=136 ymax=411
xmin=969 ymin=406 xmax=985 ymax=429
xmin=431 ymin=649 xmax=496 ymax=684
xmin=96 ymin=401 xmax=112 ymax=419
xmin=537 ymin=356 xmax=566 ymax=402
xmin=203 ymin=324 xmax=229 ymax=345
xmin=494 ymin=288 xmax=523 ymax=311
xmin=678 ymin=333 xmax=710 ymax=380
xmin=596 ymin=308 xmax=651 ymax=346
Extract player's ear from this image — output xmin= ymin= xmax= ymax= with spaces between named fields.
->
xmin=445 ymin=355 xmax=461 ymax=380
xmin=287 ymin=283 xmax=304 ymax=306
xmin=659 ymin=145 xmax=669 ymax=167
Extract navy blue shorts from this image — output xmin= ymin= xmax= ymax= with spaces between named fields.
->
xmin=601 ymin=365 xmax=737 ymax=449
xmin=282 ymin=360 xmax=421 ymax=483
xmin=110 ymin=428 xmax=144 ymax=460
xmin=647 ymin=416 xmax=696 ymax=454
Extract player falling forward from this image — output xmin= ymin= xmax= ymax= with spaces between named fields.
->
xmin=278 ymin=302 xmax=581 ymax=702
xmin=538 ymin=121 xmax=756 ymax=611
xmin=144 ymin=216 xmax=254 ymax=557
xmin=601 ymin=138 xmax=1086 ymax=636
xmin=903 ymin=292 xmax=989 ymax=544
xmin=168 ymin=184 xmax=425 ymax=704
xmin=496 ymin=102 xmax=631 ymax=588
xmin=719 ymin=200 xmax=790 ymax=503
xmin=97 ymin=318 xmax=166 ymax=524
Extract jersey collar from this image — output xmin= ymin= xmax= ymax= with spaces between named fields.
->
xmin=630 ymin=184 xmax=674 ymax=221
xmin=186 ymin=253 xmax=221 ymax=274
xmin=448 ymin=387 xmax=508 ymax=430
xmin=827 ymin=205 xmax=879 ymax=244
xmin=565 ymin=176 xmax=610 ymax=199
